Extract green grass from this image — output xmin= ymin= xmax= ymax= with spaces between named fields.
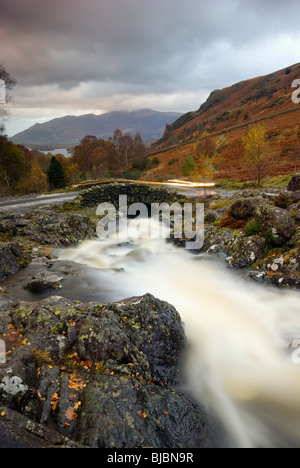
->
xmin=216 ymin=178 xmax=253 ymax=190
xmin=216 ymin=173 xmax=297 ymax=190
xmin=261 ymin=174 xmax=297 ymax=187
xmin=245 ymin=220 xmax=262 ymax=236
xmin=210 ymin=198 xmax=232 ymax=210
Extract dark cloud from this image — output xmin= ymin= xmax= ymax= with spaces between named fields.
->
xmin=1 ymin=0 xmax=300 ymax=135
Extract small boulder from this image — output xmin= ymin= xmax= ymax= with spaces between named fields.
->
xmin=24 ymin=271 xmax=63 ymax=293
xmin=0 ymin=242 xmax=26 ymax=282
xmin=227 ymin=234 xmax=267 ymax=269
xmin=254 ymin=204 xmax=296 ymax=246
xmin=288 ymin=175 xmax=300 ymax=192
xmin=204 ymin=210 xmax=218 ymax=223
xmin=230 ymin=197 xmax=265 ymax=220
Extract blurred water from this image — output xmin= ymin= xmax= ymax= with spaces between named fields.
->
xmin=59 ymin=218 xmax=300 ymax=448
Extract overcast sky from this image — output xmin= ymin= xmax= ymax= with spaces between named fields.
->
xmin=1 ymin=0 xmax=300 ymax=137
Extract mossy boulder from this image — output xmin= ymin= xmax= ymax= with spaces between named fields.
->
xmin=226 ymin=233 xmax=267 ymax=269
xmin=230 ymin=197 xmax=265 ymax=220
xmin=254 ymin=204 xmax=296 ymax=246
xmin=0 ymin=294 xmax=209 ymax=448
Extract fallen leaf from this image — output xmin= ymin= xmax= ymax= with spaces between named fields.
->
xmin=50 ymin=393 xmax=59 ymax=411
xmin=65 ymin=406 xmax=76 ymax=421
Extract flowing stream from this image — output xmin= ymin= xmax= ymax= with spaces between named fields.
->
xmin=58 ymin=218 xmax=300 ymax=448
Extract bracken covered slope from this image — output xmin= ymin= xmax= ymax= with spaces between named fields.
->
xmin=148 ymin=63 xmax=300 ymax=182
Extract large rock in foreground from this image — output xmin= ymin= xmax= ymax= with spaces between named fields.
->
xmin=0 ymin=294 xmax=209 ymax=448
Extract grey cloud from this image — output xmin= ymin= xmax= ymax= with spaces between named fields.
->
xmin=1 ymin=0 xmax=299 ymax=88
xmin=1 ymin=0 xmax=300 ymax=136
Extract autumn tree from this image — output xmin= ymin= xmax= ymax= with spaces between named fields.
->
xmin=0 ymin=135 xmax=25 ymax=194
xmin=35 ymin=152 xmax=52 ymax=174
xmin=0 ymin=62 xmax=16 ymax=133
xmin=72 ymin=136 xmax=117 ymax=179
xmin=110 ymin=129 xmax=146 ymax=166
xmin=132 ymin=133 xmax=146 ymax=160
xmin=17 ymin=160 xmax=48 ymax=194
xmin=243 ymin=124 xmax=272 ymax=187
xmin=54 ymin=154 xmax=81 ymax=185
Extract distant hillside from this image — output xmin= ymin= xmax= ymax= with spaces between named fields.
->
xmin=12 ymin=109 xmax=183 ymax=147
xmin=156 ymin=63 xmax=300 ymax=149
xmin=145 ymin=63 xmax=300 ymax=182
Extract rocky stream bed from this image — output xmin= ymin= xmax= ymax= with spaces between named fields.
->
xmin=1 ymin=179 xmax=300 ymax=448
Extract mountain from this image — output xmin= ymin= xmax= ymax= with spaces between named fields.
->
xmin=11 ymin=109 xmax=183 ymax=147
xmin=146 ymin=63 xmax=300 ymax=181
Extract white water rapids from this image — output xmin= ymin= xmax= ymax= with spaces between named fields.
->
xmin=58 ymin=218 xmax=300 ymax=448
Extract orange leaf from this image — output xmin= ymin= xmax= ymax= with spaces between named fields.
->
xmin=65 ymin=406 xmax=76 ymax=421
xmin=50 ymin=393 xmax=59 ymax=411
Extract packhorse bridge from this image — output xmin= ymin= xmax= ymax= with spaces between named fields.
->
xmin=75 ymin=181 xmax=192 ymax=210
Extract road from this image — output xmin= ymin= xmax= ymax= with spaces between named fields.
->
xmin=0 ymin=180 xmax=229 ymax=215
xmin=0 ymin=192 xmax=79 ymax=214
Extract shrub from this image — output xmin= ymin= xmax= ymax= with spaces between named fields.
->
xmin=120 ymin=168 xmax=141 ymax=180
xmin=132 ymin=157 xmax=150 ymax=172
xmin=168 ymin=158 xmax=179 ymax=166
xmin=151 ymin=157 xmax=160 ymax=168
xmin=219 ymin=214 xmax=247 ymax=229
xmin=245 ymin=220 xmax=262 ymax=236
xmin=182 ymin=155 xmax=196 ymax=176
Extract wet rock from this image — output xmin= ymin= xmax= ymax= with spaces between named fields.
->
xmin=202 ymin=226 xmax=235 ymax=259
xmin=0 ymin=294 xmax=210 ymax=448
xmin=0 ymin=209 xmax=95 ymax=247
xmin=75 ymin=375 xmax=208 ymax=449
xmin=24 ymin=271 xmax=63 ymax=294
xmin=266 ymin=275 xmax=300 ymax=289
xmin=0 ymin=406 xmax=85 ymax=448
xmin=254 ymin=204 xmax=296 ymax=246
xmin=0 ymin=242 xmax=26 ymax=282
xmin=226 ymin=233 xmax=267 ymax=269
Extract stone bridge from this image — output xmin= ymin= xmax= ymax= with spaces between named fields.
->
xmin=75 ymin=182 xmax=190 ymax=210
